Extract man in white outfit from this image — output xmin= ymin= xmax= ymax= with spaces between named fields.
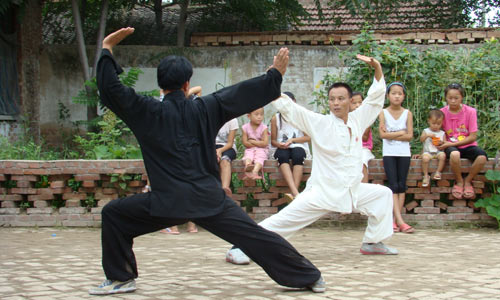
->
xmin=226 ymin=54 xmax=397 ymax=265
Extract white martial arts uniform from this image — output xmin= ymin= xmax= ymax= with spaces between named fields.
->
xmin=260 ymin=76 xmax=393 ymax=243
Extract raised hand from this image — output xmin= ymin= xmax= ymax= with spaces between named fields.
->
xmin=102 ymin=27 xmax=135 ymax=54
xmin=271 ymin=48 xmax=289 ymax=76
xmin=356 ymin=54 xmax=383 ymax=81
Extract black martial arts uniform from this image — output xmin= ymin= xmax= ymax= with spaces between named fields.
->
xmin=96 ymin=49 xmax=321 ymax=288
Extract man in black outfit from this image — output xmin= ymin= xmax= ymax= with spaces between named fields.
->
xmin=89 ymin=27 xmax=324 ymax=295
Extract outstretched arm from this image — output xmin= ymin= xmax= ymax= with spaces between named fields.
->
xmin=350 ymin=55 xmax=386 ymax=132
xmin=203 ymin=48 xmax=290 ymax=130
xmin=97 ymin=27 xmax=158 ymax=134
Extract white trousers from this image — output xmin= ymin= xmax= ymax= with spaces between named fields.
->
xmin=259 ymin=183 xmax=393 ymax=244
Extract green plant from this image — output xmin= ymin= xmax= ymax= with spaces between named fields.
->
xmin=19 ymin=200 xmax=31 ymax=210
xmin=110 ymin=173 xmax=132 ymax=195
xmin=311 ymin=28 xmax=500 ymax=158
xmin=475 ymin=168 xmax=500 ymax=229
xmin=74 ymin=111 xmax=142 ymax=159
xmin=72 ymin=68 xmax=158 ymax=160
xmin=51 ymin=195 xmax=65 ymax=209
xmin=67 ymin=178 xmax=82 ymax=192
xmin=34 ymin=175 xmax=50 ymax=188
xmin=3 ymin=179 xmax=16 ymax=189
xmin=0 ymin=135 xmax=59 ymax=160
xmin=84 ymin=194 xmax=96 ymax=210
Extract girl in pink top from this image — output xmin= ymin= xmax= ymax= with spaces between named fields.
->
xmin=242 ymin=107 xmax=269 ymax=180
xmin=438 ymin=83 xmax=487 ymax=200
xmin=350 ymin=92 xmax=375 ymax=183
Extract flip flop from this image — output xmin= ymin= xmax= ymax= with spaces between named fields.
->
xmin=463 ymin=185 xmax=476 ymax=199
xmin=283 ymin=193 xmax=295 ymax=202
xmin=393 ymin=222 xmax=400 ymax=233
xmin=161 ymin=227 xmax=180 ymax=235
xmin=399 ymin=223 xmax=414 ymax=233
xmin=223 ymin=187 xmax=233 ymax=196
xmin=422 ymin=175 xmax=430 ymax=187
xmin=432 ymin=172 xmax=442 ymax=180
xmin=452 ymin=184 xmax=463 ymax=199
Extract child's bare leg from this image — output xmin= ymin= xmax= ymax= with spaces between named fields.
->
xmin=220 ymin=159 xmax=232 ymax=189
xmin=252 ymin=163 xmax=262 ymax=176
xmin=280 ymin=163 xmax=299 ymax=196
xmin=422 ymin=153 xmax=431 ymax=177
xmin=244 ymin=159 xmax=252 ymax=169
xmin=464 ymin=155 xmax=487 ymax=187
xmin=393 ymin=193 xmax=405 ymax=225
xmin=394 ymin=193 xmax=407 ymax=225
xmin=449 ymin=151 xmax=464 ymax=185
xmin=361 ymin=165 xmax=369 ymax=183
xmin=436 ymin=152 xmax=446 ymax=173
xmin=292 ymin=165 xmax=304 ymax=196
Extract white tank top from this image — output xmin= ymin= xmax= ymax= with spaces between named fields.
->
xmin=382 ymin=109 xmax=411 ymax=157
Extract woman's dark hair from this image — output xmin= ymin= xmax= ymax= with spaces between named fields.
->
xmin=157 ymin=55 xmax=193 ymax=90
xmin=444 ymin=83 xmax=465 ymax=98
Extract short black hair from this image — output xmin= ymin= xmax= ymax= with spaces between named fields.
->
xmin=428 ymin=109 xmax=444 ymax=120
xmin=444 ymin=83 xmax=465 ymax=98
xmin=157 ymin=55 xmax=193 ymax=90
xmin=283 ymin=91 xmax=295 ymax=100
xmin=328 ymin=82 xmax=353 ymax=98
xmin=352 ymin=91 xmax=364 ymax=100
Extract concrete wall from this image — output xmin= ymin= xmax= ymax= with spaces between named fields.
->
xmin=39 ymin=43 xmax=480 ymax=130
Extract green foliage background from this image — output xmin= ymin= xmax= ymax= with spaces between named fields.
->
xmin=311 ymin=28 xmax=500 ymax=157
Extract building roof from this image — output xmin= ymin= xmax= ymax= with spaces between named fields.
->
xmin=295 ymin=1 xmax=461 ymax=31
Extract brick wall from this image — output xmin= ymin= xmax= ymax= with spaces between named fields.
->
xmin=191 ymin=28 xmax=500 ymax=47
xmin=0 ymin=158 xmax=496 ymax=227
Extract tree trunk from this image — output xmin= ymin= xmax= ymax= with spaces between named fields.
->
xmin=72 ymin=0 xmax=99 ymax=129
xmin=154 ymin=0 xmax=163 ymax=30
xmin=87 ymin=0 xmax=110 ymax=125
xmin=71 ymin=0 xmax=90 ymax=82
xmin=19 ymin=0 xmax=42 ymax=143
xmin=176 ymin=0 xmax=190 ymax=47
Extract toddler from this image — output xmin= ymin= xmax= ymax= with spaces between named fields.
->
xmin=420 ymin=109 xmax=446 ymax=187
xmin=242 ymin=107 xmax=269 ymax=180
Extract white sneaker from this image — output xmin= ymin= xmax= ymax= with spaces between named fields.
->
xmin=88 ymin=279 xmax=136 ymax=295
xmin=225 ymin=248 xmax=250 ymax=265
xmin=360 ymin=242 xmax=398 ymax=255
xmin=308 ymin=276 xmax=326 ymax=293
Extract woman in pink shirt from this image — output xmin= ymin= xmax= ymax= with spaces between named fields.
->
xmin=438 ymin=83 xmax=487 ymax=200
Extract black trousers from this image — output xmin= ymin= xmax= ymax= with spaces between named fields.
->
xmin=101 ymin=192 xmax=321 ymax=288
xmin=383 ymin=156 xmax=411 ymax=193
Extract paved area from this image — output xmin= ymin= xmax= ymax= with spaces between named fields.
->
xmin=1 ymin=226 xmax=500 ymax=300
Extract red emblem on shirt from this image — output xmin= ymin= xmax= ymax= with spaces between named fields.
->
xmin=356 ymin=137 xmax=359 ymax=142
